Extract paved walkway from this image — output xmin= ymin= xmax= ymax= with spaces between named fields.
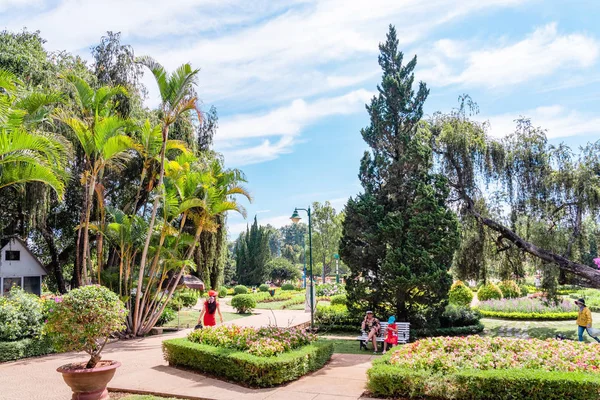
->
xmin=0 ymin=307 xmax=371 ymax=400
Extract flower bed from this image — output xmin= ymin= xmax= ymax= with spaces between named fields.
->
xmin=476 ymin=297 xmax=578 ymax=320
xmin=367 ymin=336 xmax=600 ymax=399
xmin=163 ymin=325 xmax=333 ymax=387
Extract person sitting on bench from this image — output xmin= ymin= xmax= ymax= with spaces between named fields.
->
xmin=361 ymin=311 xmax=380 ymax=353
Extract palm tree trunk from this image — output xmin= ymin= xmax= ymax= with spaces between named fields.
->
xmin=81 ymin=172 xmax=97 ymax=285
xmin=133 ymin=126 xmax=169 ymax=335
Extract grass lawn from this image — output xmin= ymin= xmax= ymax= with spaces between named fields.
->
xmin=254 ymin=299 xmax=330 ymax=311
xmin=162 ymin=310 xmax=249 ymax=328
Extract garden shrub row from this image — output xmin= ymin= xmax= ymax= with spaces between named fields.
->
xmin=477 ymin=309 xmax=578 ymax=320
xmin=162 ymin=338 xmax=334 ymax=387
xmin=411 ymin=323 xmax=484 ymax=339
xmin=367 ymin=363 xmax=600 ymax=400
xmin=0 ymin=336 xmax=56 ymax=362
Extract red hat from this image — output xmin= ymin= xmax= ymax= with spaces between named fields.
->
xmin=208 ymin=290 xmax=218 ymax=297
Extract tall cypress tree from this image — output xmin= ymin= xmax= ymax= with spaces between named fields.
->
xmin=235 ymin=216 xmax=271 ymax=286
xmin=340 ymin=25 xmax=459 ymax=328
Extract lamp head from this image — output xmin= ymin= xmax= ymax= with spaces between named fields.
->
xmin=290 ymin=209 xmax=301 ymax=224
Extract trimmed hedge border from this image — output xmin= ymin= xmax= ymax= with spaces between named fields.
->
xmin=0 ymin=336 xmax=56 ymax=362
xmin=477 ymin=309 xmax=578 ymax=320
xmin=411 ymin=323 xmax=484 ymax=339
xmin=162 ymin=338 xmax=334 ymax=387
xmin=367 ymin=361 xmax=600 ymax=400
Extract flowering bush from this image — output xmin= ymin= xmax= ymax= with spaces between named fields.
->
xmin=0 ymin=287 xmax=45 ymax=341
xmin=187 ymin=325 xmax=316 ymax=357
xmin=389 ymin=336 xmax=600 ymax=374
xmin=448 ymin=280 xmax=473 ymax=306
xmin=316 ymin=283 xmax=346 ymax=297
xmin=45 ymin=285 xmax=127 ymax=368
xmin=477 ymin=282 xmax=503 ymax=301
xmin=478 ymin=297 xmax=577 ymax=313
xmin=498 ymin=280 xmax=521 ymax=299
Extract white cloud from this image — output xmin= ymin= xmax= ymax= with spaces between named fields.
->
xmin=484 ymin=105 xmax=600 ymax=139
xmin=420 ymin=23 xmax=599 ymax=88
xmin=216 ymin=89 xmax=373 ymax=165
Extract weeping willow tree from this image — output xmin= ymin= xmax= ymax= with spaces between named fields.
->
xmin=433 ymin=96 xmax=600 ymax=288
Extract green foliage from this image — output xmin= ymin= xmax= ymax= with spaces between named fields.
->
xmin=0 ymin=288 xmax=45 ymax=341
xmin=477 ymin=283 xmax=503 ymax=301
xmin=367 ymin=364 xmax=600 ymax=400
xmin=519 ymin=284 xmax=530 ymax=296
xmin=439 ymin=304 xmax=481 ymax=328
xmin=218 ymin=287 xmax=228 ymax=298
xmin=477 ymin=310 xmax=578 ymax=320
xmin=230 ymin=294 xmax=256 ymax=314
xmin=330 ymin=294 xmax=347 ymax=306
xmin=498 ymin=280 xmax=521 ymax=299
xmin=340 ymin=26 xmax=460 ymax=329
xmin=448 ymin=281 xmax=474 ymax=306
xmin=235 ymin=216 xmax=272 ymax=286
xmin=311 ymin=201 xmax=344 ymax=281
xmin=259 ymin=284 xmax=270 ymax=292
xmin=162 ymin=338 xmax=334 ymax=387
xmin=156 ymin=307 xmax=177 ymax=326
xmin=172 ymin=289 xmax=199 ymax=309
xmin=268 ymin=257 xmax=301 ymax=284
xmin=234 ymin=285 xmax=248 ymax=295
xmin=0 ymin=336 xmax=56 ymax=362
xmin=411 ymin=324 xmax=484 ymax=340
xmin=281 ymin=283 xmax=295 ymax=291
xmin=315 ymin=305 xmax=360 ymax=332
xmin=315 ymin=283 xmax=345 ymax=296
xmin=45 ymin=285 xmax=127 ymax=367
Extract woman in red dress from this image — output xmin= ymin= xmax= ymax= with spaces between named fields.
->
xmin=197 ymin=290 xmax=223 ymax=328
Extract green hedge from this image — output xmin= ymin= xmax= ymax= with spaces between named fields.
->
xmin=163 ymin=338 xmax=333 ymax=387
xmin=411 ymin=323 xmax=484 ymax=339
xmin=477 ymin=309 xmax=578 ymax=320
xmin=367 ymin=363 xmax=600 ymax=400
xmin=0 ymin=336 xmax=56 ymax=362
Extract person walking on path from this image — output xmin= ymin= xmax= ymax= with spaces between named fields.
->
xmin=198 ymin=290 xmax=223 ymax=328
xmin=575 ymin=298 xmax=600 ymax=343
xmin=382 ymin=316 xmax=398 ymax=354
xmin=360 ymin=311 xmax=380 ymax=353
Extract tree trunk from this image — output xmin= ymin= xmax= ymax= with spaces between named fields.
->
xmin=40 ymin=224 xmax=67 ymax=294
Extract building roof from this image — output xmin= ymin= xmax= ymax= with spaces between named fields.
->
xmin=0 ymin=236 xmax=48 ymax=275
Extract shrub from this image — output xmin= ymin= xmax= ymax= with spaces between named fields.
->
xmin=0 ymin=287 xmax=45 ymax=341
xmin=476 ymin=298 xmax=577 ymax=319
xmin=259 ymin=284 xmax=270 ymax=292
xmin=477 ymin=310 xmax=578 ymax=320
xmin=330 ymin=294 xmax=347 ymax=306
xmin=172 ymin=289 xmax=199 ymax=309
xmin=439 ymin=304 xmax=480 ymax=328
xmin=315 ymin=305 xmax=360 ymax=331
xmin=411 ymin=323 xmax=484 ymax=340
xmin=281 ymin=295 xmax=305 ymax=309
xmin=498 ymin=280 xmax=521 ymax=299
xmin=448 ymin=281 xmax=474 ymax=306
xmin=0 ymin=336 xmax=56 ymax=362
xmin=519 ymin=284 xmax=529 ymax=296
xmin=234 ymin=285 xmax=248 ymax=295
xmin=315 ymin=283 xmax=345 ymax=296
xmin=231 ymin=294 xmax=256 ymax=313
xmin=156 ymin=307 xmax=177 ymax=326
xmin=218 ymin=287 xmax=228 ymax=298
xmin=45 ymin=285 xmax=127 ymax=368
xmin=163 ymin=338 xmax=333 ymax=387
xmin=281 ymin=283 xmax=295 ymax=291
xmin=477 ymin=283 xmax=503 ymax=301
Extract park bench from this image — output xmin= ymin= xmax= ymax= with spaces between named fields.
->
xmin=357 ymin=321 xmax=410 ymax=351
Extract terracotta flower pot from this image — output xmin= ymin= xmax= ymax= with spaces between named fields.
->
xmin=57 ymin=360 xmax=121 ymax=400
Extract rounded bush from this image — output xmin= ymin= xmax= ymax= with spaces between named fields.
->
xmin=0 ymin=288 xmax=44 ymax=341
xmin=172 ymin=289 xmax=199 ymax=309
xmin=477 ymin=283 xmax=503 ymax=301
xmin=259 ymin=284 xmax=270 ymax=292
xmin=448 ymin=281 xmax=474 ymax=306
xmin=330 ymin=294 xmax=347 ymax=306
xmin=498 ymin=280 xmax=521 ymax=299
xmin=218 ymin=287 xmax=228 ymax=298
xmin=234 ymin=285 xmax=248 ymax=295
xmin=281 ymin=283 xmax=295 ymax=291
xmin=157 ymin=307 xmax=176 ymax=326
xmin=231 ymin=294 xmax=256 ymax=314
xmin=519 ymin=284 xmax=529 ymax=296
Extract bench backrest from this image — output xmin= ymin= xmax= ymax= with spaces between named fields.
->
xmin=362 ymin=321 xmax=410 ymax=343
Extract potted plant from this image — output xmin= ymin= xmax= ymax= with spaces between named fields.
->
xmin=46 ymin=285 xmax=127 ymax=400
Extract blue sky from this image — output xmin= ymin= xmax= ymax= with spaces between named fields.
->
xmin=2 ymin=0 xmax=600 ymax=236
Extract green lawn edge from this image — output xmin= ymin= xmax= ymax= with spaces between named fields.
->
xmin=476 ymin=310 xmax=578 ymax=320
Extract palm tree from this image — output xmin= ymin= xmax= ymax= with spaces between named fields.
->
xmin=0 ymin=69 xmax=67 ymax=197
xmin=58 ymin=75 xmax=139 ymax=284
xmin=132 ymin=58 xmax=200 ymax=334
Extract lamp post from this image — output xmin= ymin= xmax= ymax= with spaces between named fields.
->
xmin=291 ymin=207 xmax=314 ymax=330
xmin=334 ymin=253 xmax=340 ymax=284
xmin=302 ymin=234 xmax=307 ymax=289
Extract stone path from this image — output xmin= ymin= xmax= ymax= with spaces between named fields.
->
xmin=0 ymin=307 xmax=372 ymax=400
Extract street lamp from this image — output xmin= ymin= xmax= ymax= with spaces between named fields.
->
xmin=290 ymin=207 xmax=314 ymax=330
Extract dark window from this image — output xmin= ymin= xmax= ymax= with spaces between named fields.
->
xmin=5 ymin=250 xmax=20 ymax=261
xmin=23 ymin=277 xmax=41 ymax=296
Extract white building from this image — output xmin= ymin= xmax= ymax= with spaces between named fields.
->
xmin=0 ymin=237 xmax=47 ymax=296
